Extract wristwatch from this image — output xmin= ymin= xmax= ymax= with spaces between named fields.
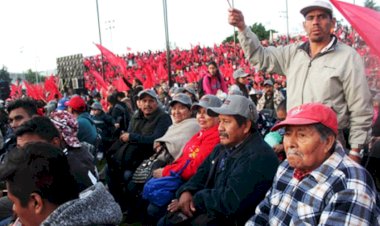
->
xmin=348 ymin=149 xmax=364 ymax=158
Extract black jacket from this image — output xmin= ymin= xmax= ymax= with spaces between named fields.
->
xmin=176 ymin=131 xmax=279 ymax=225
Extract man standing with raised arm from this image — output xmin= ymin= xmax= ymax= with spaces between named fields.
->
xmin=228 ymin=0 xmax=373 ymax=163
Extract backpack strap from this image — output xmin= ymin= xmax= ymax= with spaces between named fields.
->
xmin=170 ymin=159 xmax=191 ymax=176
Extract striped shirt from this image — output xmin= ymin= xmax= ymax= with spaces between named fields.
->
xmin=246 ymin=144 xmax=380 ymax=226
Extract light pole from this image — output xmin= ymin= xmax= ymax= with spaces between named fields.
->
xmin=105 ymin=20 xmax=115 ymax=46
xmin=95 ymin=0 xmax=105 ymax=79
xmin=285 ymin=0 xmax=290 ymax=42
xmin=163 ymin=0 xmax=172 ymax=87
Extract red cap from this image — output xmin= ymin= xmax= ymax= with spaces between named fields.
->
xmin=65 ymin=96 xmax=86 ymax=112
xmin=271 ymin=103 xmax=338 ymax=135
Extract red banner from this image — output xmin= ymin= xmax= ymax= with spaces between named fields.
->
xmin=331 ymin=0 xmax=380 ymax=58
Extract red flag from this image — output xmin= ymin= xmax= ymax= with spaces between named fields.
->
xmin=10 ymin=81 xmax=23 ymax=99
xmin=44 ymin=76 xmax=61 ymax=101
xmin=330 ymin=0 xmax=380 ymax=58
xmin=112 ymin=77 xmax=129 ymax=92
xmin=89 ymin=70 xmax=108 ymax=90
xmin=95 ymin=44 xmax=128 ymax=77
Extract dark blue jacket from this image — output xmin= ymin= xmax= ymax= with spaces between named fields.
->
xmin=176 ymin=131 xmax=279 ymax=225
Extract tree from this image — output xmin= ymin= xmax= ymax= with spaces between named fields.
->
xmin=223 ymin=23 xmax=276 ymax=43
xmin=24 ymin=69 xmax=45 ymax=84
xmin=0 ymin=66 xmax=11 ymax=83
xmin=364 ymin=0 xmax=380 ymax=11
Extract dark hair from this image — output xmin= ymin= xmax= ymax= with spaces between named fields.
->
xmin=2 ymin=142 xmax=78 ymax=207
xmin=107 ymin=93 xmax=119 ymax=106
xmin=313 ymin=123 xmax=336 ymax=141
xmin=207 ymin=61 xmax=221 ymax=77
xmin=313 ymin=123 xmax=336 ymax=152
xmin=116 ymin=92 xmax=125 ymax=99
xmin=232 ymin=114 xmax=256 ymax=133
xmin=7 ymin=98 xmax=38 ymax=117
xmin=15 ymin=116 xmax=60 ymax=143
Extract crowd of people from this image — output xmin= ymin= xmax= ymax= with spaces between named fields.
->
xmin=0 ymin=0 xmax=380 ymax=225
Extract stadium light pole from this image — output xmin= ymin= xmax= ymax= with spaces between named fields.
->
xmin=96 ymin=0 xmax=105 ymax=79
xmin=285 ymin=0 xmax=290 ymax=42
xmin=163 ymin=0 xmax=172 ymax=87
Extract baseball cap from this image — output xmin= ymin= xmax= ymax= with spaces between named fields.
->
xmin=65 ymin=95 xmax=86 ymax=112
xmin=264 ymin=80 xmax=274 ymax=86
xmin=191 ymin=94 xmax=222 ymax=111
xmin=233 ymin=68 xmax=249 ymax=79
xmin=300 ymin=0 xmax=333 ymax=17
xmin=271 ymin=103 xmax=338 ymax=135
xmin=249 ymin=89 xmax=263 ymax=95
xmin=138 ymin=89 xmax=158 ymax=102
xmin=57 ymin=97 xmax=69 ymax=111
xmin=207 ymin=95 xmax=259 ymax=122
xmin=90 ymin=102 xmax=103 ymax=111
xmin=183 ymin=86 xmax=197 ymax=97
xmin=170 ymin=93 xmax=192 ymax=108
xmin=50 ymin=111 xmax=81 ymax=148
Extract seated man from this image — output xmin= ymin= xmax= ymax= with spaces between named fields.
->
xmin=0 ymin=142 xmax=122 ymax=225
xmin=159 ymin=95 xmax=279 ymax=225
xmin=15 ymin=116 xmax=98 ymax=191
xmin=107 ymin=89 xmax=172 ymax=210
xmin=246 ymin=103 xmax=380 ymax=225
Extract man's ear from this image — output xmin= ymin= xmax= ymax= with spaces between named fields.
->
xmin=29 ymin=193 xmax=44 ymax=214
xmin=303 ymin=21 xmax=307 ymax=32
xmin=323 ymin=135 xmax=335 ymax=154
xmin=51 ymin=137 xmax=61 ymax=147
xmin=243 ymin=120 xmax=252 ymax=134
xmin=330 ymin=17 xmax=337 ymax=34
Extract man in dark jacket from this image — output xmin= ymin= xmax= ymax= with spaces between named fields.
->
xmin=107 ymin=89 xmax=172 ymax=212
xmin=0 ymin=142 xmax=122 ymax=226
xmin=159 ymin=95 xmax=279 ymax=225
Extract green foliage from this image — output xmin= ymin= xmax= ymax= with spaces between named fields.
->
xmin=223 ymin=23 xmax=276 ymax=43
xmin=24 ymin=69 xmax=45 ymax=84
xmin=364 ymin=0 xmax=380 ymax=11
xmin=0 ymin=66 xmax=11 ymax=83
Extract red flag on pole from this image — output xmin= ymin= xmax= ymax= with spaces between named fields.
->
xmin=330 ymin=0 xmax=380 ymax=58
xmin=95 ymin=44 xmax=128 ymax=77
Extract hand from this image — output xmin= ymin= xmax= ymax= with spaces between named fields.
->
xmin=178 ymin=191 xmax=196 ymax=217
xmin=228 ymin=8 xmax=246 ymax=31
xmin=273 ymin=144 xmax=284 ymax=153
xmin=154 ymin=143 xmax=162 ymax=152
xmin=167 ymin=199 xmax=179 ymax=212
xmin=348 ymin=154 xmax=362 ymax=164
xmin=152 ymin=168 xmax=163 ymax=178
xmin=114 ymin=123 xmax=120 ymax=129
xmin=348 ymin=148 xmax=362 ymax=164
xmin=120 ymin=132 xmax=129 ymax=142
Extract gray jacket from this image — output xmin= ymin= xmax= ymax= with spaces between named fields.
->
xmin=238 ymin=27 xmax=373 ymax=148
xmin=41 ymin=182 xmax=122 ymax=226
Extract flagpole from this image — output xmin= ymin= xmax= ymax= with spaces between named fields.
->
xmin=232 ymin=0 xmax=237 ymax=57
xmin=285 ymin=0 xmax=290 ymax=42
xmin=163 ymin=0 xmax=172 ymax=87
xmin=96 ymin=0 xmax=105 ymax=80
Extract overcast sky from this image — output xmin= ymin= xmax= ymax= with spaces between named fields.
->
xmin=0 ymin=0 xmax=376 ymax=73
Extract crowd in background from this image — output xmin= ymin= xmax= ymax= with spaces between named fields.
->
xmin=0 ymin=19 xmax=379 ymax=225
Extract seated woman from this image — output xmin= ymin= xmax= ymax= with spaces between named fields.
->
xmin=123 ymin=93 xmax=200 ymax=223
xmin=146 ymin=94 xmax=222 ymax=222
xmin=154 ymin=93 xmax=201 ymax=163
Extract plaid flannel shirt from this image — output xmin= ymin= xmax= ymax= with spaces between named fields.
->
xmin=246 ymin=144 xmax=380 ymax=226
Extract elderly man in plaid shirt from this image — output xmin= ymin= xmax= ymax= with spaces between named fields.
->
xmin=246 ymin=103 xmax=380 ymax=226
